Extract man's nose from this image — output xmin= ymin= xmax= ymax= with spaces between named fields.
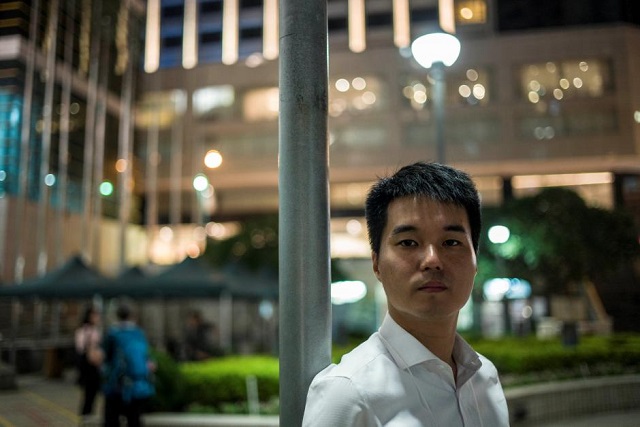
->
xmin=420 ymin=245 xmax=443 ymax=270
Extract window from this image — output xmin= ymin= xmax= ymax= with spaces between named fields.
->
xmin=516 ymin=107 xmax=618 ymax=141
xmin=329 ymin=75 xmax=387 ymax=117
xmin=135 ymin=90 xmax=186 ymax=129
xmin=209 ymin=132 xmax=278 ymax=165
xmin=331 ymin=125 xmax=387 ymax=151
xmin=455 ymin=0 xmax=487 ymax=25
xmin=519 ymin=59 xmax=613 ymax=104
xmin=193 ymin=85 xmax=235 ymax=119
xmin=401 ymin=67 xmax=491 ymax=111
xmin=243 ymin=87 xmax=279 ymax=121
xmin=404 ymin=116 xmax=500 ymax=148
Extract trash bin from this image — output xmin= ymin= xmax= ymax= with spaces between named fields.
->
xmin=561 ymin=322 xmax=579 ymax=347
xmin=43 ymin=347 xmax=64 ymax=378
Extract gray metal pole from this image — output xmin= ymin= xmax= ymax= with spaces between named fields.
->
xmin=431 ymin=61 xmax=446 ymax=164
xmin=279 ymin=0 xmax=331 ymax=424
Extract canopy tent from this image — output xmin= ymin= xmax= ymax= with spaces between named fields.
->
xmin=103 ymin=256 xmax=228 ymax=299
xmin=224 ymin=264 xmax=278 ymax=301
xmin=115 ymin=265 xmax=146 ymax=282
xmin=0 ymin=255 xmax=111 ymax=299
xmin=0 ymin=256 xmax=279 ymax=301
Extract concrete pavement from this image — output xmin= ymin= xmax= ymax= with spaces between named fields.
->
xmin=0 ymin=371 xmax=89 ymax=426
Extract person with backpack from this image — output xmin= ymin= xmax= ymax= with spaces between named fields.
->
xmin=102 ymin=302 xmax=155 ymax=427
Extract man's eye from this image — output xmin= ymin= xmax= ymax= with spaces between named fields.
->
xmin=443 ymin=239 xmax=461 ymax=247
xmin=398 ymin=240 xmax=417 ymax=247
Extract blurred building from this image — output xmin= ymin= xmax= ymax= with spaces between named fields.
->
xmin=1 ymin=1 xmax=640 ymax=327
xmin=137 ymin=0 xmax=640 ymax=251
xmin=0 ymin=0 xmax=148 ymax=280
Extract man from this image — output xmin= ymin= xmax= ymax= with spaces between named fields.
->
xmin=184 ymin=310 xmax=220 ymax=361
xmin=303 ymin=162 xmax=509 ymax=426
xmin=74 ymin=304 xmax=103 ymax=417
xmin=102 ymin=302 xmax=155 ymax=427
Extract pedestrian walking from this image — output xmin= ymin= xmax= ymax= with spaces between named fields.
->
xmin=75 ymin=303 xmax=103 ymax=416
xmin=102 ymin=301 xmax=155 ymax=427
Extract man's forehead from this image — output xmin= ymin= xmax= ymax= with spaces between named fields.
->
xmin=387 ymin=195 xmax=462 ymax=211
xmin=385 ymin=197 xmax=469 ymax=226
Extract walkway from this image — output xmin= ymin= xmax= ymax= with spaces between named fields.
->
xmin=0 ymin=372 xmax=83 ymax=426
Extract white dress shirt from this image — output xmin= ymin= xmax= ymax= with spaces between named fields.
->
xmin=302 ymin=314 xmax=509 ymax=427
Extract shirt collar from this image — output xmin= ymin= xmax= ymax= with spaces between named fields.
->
xmin=379 ymin=313 xmax=481 ymax=374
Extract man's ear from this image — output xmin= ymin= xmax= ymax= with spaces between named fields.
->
xmin=372 ymin=251 xmax=381 ymax=281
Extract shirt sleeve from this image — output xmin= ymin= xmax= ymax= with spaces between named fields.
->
xmin=302 ymin=375 xmax=379 ymax=427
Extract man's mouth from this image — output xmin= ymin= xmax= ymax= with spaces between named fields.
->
xmin=417 ymin=281 xmax=447 ymax=292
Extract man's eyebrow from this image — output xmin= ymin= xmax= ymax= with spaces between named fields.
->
xmin=390 ymin=223 xmax=468 ymax=236
xmin=390 ymin=224 xmax=417 ymax=236
xmin=445 ymin=224 xmax=467 ymax=234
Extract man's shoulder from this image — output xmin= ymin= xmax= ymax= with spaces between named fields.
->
xmin=315 ymin=332 xmax=394 ymax=381
xmin=476 ymin=351 xmax=500 ymax=375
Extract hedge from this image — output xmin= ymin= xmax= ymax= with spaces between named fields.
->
xmin=180 ymin=356 xmax=279 ymax=407
xmin=149 ymin=334 xmax=640 ymax=413
xmin=469 ymin=334 xmax=640 ymax=377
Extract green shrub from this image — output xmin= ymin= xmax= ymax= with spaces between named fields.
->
xmin=469 ymin=334 xmax=640 ymax=385
xmin=180 ymin=355 xmax=279 ymax=409
xmin=148 ymin=350 xmax=189 ymax=412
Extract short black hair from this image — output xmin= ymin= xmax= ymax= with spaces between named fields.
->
xmin=80 ymin=304 xmax=98 ymax=326
xmin=116 ymin=302 xmax=133 ymax=321
xmin=365 ymin=162 xmax=482 ymax=255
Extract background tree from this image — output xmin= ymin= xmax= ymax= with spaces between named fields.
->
xmin=478 ymin=187 xmax=639 ymax=297
xmin=202 ymin=214 xmax=348 ymax=281
xmin=203 ymin=215 xmax=279 ymax=271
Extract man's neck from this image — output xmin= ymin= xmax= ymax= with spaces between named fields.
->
xmin=391 ymin=312 xmax=459 ymax=371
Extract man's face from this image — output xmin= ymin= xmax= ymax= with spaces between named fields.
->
xmin=372 ymin=196 xmax=477 ymax=330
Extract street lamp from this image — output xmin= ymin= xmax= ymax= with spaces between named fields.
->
xmin=411 ymin=31 xmax=460 ymax=164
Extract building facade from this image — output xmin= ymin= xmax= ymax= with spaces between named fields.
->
xmin=138 ymin=0 xmax=640 ymax=258
xmin=0 ymin=0 xmax=148 ymax=281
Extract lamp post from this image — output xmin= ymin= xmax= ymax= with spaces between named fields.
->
xmin=411 ymin=32 xmax=460 ymax=164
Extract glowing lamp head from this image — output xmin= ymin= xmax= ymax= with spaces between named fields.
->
xmin=411 ymin=32 xmax=461 ymax=69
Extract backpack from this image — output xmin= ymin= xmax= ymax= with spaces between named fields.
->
xmin=102 ymin=325 xmax=155 ymax=402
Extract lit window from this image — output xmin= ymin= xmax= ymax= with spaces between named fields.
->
xmin=193 ymin=86 xmax=235 ymax=118
xmin=519 ymin=58 xmax=612 ymax=104
xmin=455 ymin=0 xmax=487 ymax=25
xmin=135 ymin=90 xmax=186 ymax=128
xmin=243 ymin=87 xmax=279 ymax=121
xmin=401 ymin=67 xmax=491 ymax=111
xmin=329 ymin=75 xmax=386 ymax=117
